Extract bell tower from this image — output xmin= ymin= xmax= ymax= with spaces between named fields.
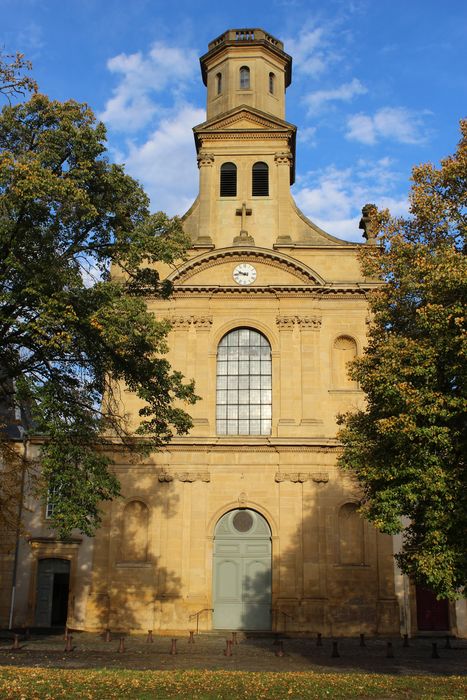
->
xmin=185 ymin=28 xmax=297 ymax=250
xmin=200 ymin=28 xmax=292 ymax=121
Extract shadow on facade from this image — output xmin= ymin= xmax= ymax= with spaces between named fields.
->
xmin=236 ymin=483 xmax=399 ymax=640
xmin=83 ymin=473 xmax=183 ymax=634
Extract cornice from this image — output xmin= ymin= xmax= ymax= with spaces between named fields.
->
xmin=158 ymin=437 xmax=342 ymax=452
xmin=166 ymin=286 xmax=370 ymax=299
xmin=197 ymin=131 xmax=294 ymax=141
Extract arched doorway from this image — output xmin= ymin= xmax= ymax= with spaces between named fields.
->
xmin=213 ymin=508 xmax=271 ymax=630
xmin=35 ymin=558 xmax=70 ymax=627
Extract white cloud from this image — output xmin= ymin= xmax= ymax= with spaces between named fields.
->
xmin=297 ymin=126 xmax=317 ymax=145
xmin=285 ymin=26 xmax=340 ymax=77
xmin=293 ymin=159 xmax=409 ymax=241
xmin=100 ymin=42 xmax=198 ymax=132
xmin=122 ymin=104 xmax=205 ymax=216
xmin=346 ymin=107 xmax=429 ymax=145
xmin=304 ymin=78 xmax=367 ymax=114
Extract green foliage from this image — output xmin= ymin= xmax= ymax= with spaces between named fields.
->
xmin=0 ymin=91 xmax=197 ymax=538
xmin=0 ymin=51 xmax=37 ymax=102
xmin=338 ymin=120 xmax=467 ymax=598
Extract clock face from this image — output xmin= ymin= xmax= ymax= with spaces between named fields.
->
xmin=233 ymin=263 xmax=257 ymax=286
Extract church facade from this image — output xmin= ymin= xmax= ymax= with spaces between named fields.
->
xmin=5 ymin=28 xmax=465 ymax=638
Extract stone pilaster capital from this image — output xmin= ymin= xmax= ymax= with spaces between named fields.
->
xmin=197 ymin=151 xmax=215 ymax=168
xmin=276 ymin=314 xmax=322 ymax=330
xmin=274 ymin=151 xmax=292 ymax=165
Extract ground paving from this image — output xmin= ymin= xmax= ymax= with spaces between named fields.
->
xmin=0 ymin=631 xmax=465 ymax=675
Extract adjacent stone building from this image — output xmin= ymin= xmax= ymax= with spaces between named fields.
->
xmin=4 ymin=28 xmax=465 ymax=638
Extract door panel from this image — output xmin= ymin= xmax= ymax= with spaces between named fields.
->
xmin=416 ymin=586 xmax=450 ymax=631
xmin=213 ymin=509 xmax=271 ymax=630
xmin=215 ymin=560 xmax=241 ymax=600
xmin=35 ymin=559 xmax=70 ymax=627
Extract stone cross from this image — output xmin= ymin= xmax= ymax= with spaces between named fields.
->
xmin=235 ymin=202 xmax=252 ymax=233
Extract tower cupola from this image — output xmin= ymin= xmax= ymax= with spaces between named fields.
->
xmin=200 ymin=28 xmax=292 ymax=121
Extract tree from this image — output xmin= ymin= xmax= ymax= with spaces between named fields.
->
xmin=0 ymin=92 xmax=198 ymax=538
xmin=338 ymin=120 xmax=467 ymax=599
xmin=0 ymin=51 xmax=37 ymax=102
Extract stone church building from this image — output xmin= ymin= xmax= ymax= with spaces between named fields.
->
xmin=4 ymin=28 xmax=466 ymax=637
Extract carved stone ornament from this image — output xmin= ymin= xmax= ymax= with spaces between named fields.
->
xmin=197 ymin=151 xmax=215 ymax=168
xmin=192 ymin=316 xmax=213 ymax=329
xmin=158 ymin=471 xmax=210 ymax=483
xmin=298 ymin=316 xmax=322 ymax=330
xmin=238 ymin=491 xmax=247 ymax=504
xmin=275 ymin=315 xmax=295 ymax=329
xmin=276 ymin=315 xmax=322 ymax=330
xmin=169 ymin=315 xmax=213 ymax=329
xmin=275 ymin=472 xmax=329 ymax=484
xmin=359 ymin=203 xmax=378 ymax=245
xmin=274 ymin=151 xmax=293 ymax=165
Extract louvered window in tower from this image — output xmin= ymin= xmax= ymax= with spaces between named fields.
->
xmin=239 ymin=66 xmax=250 ymax=89
xmin=220 ymin=162 xmax=237 ymax=197
xmin=252 ymin=162 xmax=269 ymax=196
xmin=269 ymin=72 xmax=275 ymax=94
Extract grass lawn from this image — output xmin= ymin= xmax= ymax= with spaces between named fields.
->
xmin=0 ymin=668 xmax=465 ymax=699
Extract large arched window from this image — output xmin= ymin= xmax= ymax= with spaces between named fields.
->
xmin=216 ymin=328 xmax=272 ymax=435
xmin=220 ymin=162 xmax=237 ymax=197
xmin=252 ymin=162 xmax=269 ymax=196
xmin=239 ymin=66 xmax=250 ymax=89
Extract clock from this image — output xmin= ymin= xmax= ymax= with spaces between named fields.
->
xmin=233 ymin=263 xmax=257 ymax=286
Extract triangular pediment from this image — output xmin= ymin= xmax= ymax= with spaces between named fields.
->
xmin=194 ymin=105 xmax=296 ymax=135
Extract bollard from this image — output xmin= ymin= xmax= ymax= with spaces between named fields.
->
xmin=386 ymin=641 xmax=394 ymax=658
xmin=316 ymin=632 xmax=322 ymax=647
xmin=445 ymin=636 xmax=452 ymax=649
xmin=232 ymin=631 xmax=238 ymax=645
xmin=117 ymin=636 xmax=125 ymax=653
xmin=11 ymin=634 xmax=20 ymax=650
xmin=431 ymin=642 xmax=440 ymax=659
xmin=331 ymin=640 xmax=340 ymax=658
xmin=224 ymin=639 xmax=232 ymax=657
xmin=360 ymin=633 xmax=366 ymax=647
xmin=403 ymin=633 xmax=409 ymax=647
xmin=274 ymin=640 xmax=284 ymax=657
xmin=146 ymin=630 xmax=154 ymax=643
xmin=188 ymin=630 xmax=195 ymax=644
xmin=170 ymin=638 xmax=177 ymax=655
xmin=105 ymin=628 xmax=111 ymax=643
xmin=64 ymin=634 xmax=73 ymax=653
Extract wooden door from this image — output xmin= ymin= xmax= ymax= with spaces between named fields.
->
xmin=213 ymin=509 xmax=271 ymax=630
xmin=416 ymin=585 xmax=450 ymax=631
xmin=35 ymin=559 xmax=70 ymax=627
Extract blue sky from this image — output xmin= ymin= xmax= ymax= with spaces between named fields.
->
xmin=2 ymin=0 xmax=466 ymax=241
